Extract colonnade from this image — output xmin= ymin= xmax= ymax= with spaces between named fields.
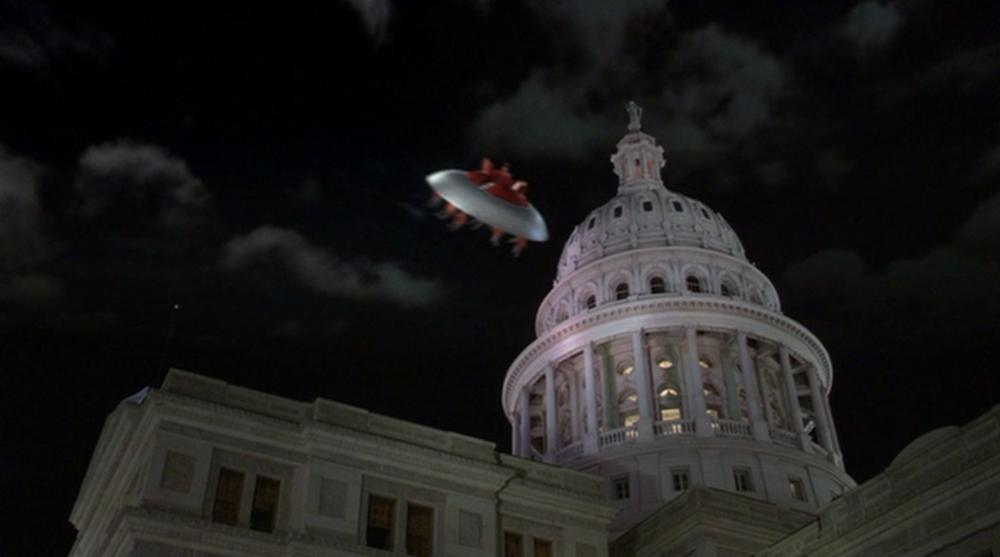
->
xmin=510 ymin=327 xmax=841 ymax=467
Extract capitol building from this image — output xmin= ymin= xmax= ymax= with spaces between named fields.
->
xmin=69 ymin=106 xmax=1000 ymax=556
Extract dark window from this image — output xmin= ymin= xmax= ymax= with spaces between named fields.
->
xmin=789 ymin=478 xmax=807 ymax=502
xmin=615 ymin=283 xmax=629 ymax=300
xmin=700 ymin=208 xmax=711 ymax=219
xmin=672 ymin=200 xmax=684 ymax=212
xmin=686 ymin=276 xmax=703 ymax=293
xmin=613 ymin=206 xmax=623 ymax=218
xmin=367 ymin=494 xmax=396 ymax=550
xmin=612 ymin=476 xmax=630 ymax=500
xmin=650 ymin=277 xmax=666 ymax=294
xmin=534 ymin=539 xmax=553 ymax=557
xmin=585 ymin=295 xmax=596 ymax=309
xmin=721 ymin=283 xmax=733 ymax=297
xmin=672 ymin=469 xmax=689 ymax=492
xmin=642 ymin=200 xmax=654 ymax=212
xmin=212 ymin=467 xmax=244 ymax=526
xmin=734 ymin=469 xmax=754 ymax=492
xmin=406 ymin=504 xmax=434 ymax=557
xmin=250 ymin=476 xmax=280 ymax=533
xmin=504 ymin=532 xmax=523 ymax=557
xmin=587 ymin=217 xmax=596 ymax=230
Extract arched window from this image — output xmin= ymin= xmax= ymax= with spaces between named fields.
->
xmin=618 ymin=390 xmax=639 ymax=427
xmin=556 ymin=306 xmax=568 ymax=323
xmin=657 ymin=383 xmax=682 ymax=421
xmin=703 ymin=383 xmax=723 ymax=419
xmin=649 ymin=276 xmax=667 ymax=294
xmin=686 ymin=275 xmax=703 ymax=293
xmin=615 ymin=282 xmax=630 ymax=300
xmin=720 ymin=278 xmax=739 ymax=298
xmin=585 ymin=294 xmax=596 ymax=310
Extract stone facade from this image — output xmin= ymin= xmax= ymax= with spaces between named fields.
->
xmin=68 ymin=370 xmax=616 ymax=557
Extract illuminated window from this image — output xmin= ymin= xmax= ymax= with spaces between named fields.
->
xmin=612 ymin=476 xmax=630 ymax=500
xmin=615 ymin=282 xmax=629 ymax=300
xmin=504 ymin=532 xmax=523 ymax=557
xmin=649 ymin=277 xmax=666 ymax=294
xmin=250 ymin=476 xmax=280 ymax=533
xmin=406 ymin=504 xmax=434 ymax=557
xmin=789 ymin=478 xmax=807 ymax=502
xmin=657 ymin=358 xmax=673 ymax=370
xmin=671 ymin=468 xmax=690 ymax=492
xmin=618 ymin=365 xmax=633 ymax=376
xmin=534 ymin=539 xmax=553 ymax=557
xmin=733 ymin=468 xmax=754 ymax=492
xmin=366 ymin=495 xmax=396 ymax=550
xmin=658 ymin=383 xmax=682 ymax=421
xmin=625 ymin=393 xmax=638 ymax=402
xmin=698 ymin=358 xmax=712 ymax=369
xmin=212 ymin=467 xmax=244 ymax=526
xmin=686 ymin=275 xmax=703 ymax=293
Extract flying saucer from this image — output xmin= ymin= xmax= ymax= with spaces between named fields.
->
xmin=425 ymin=170 xmax=549 ymax=242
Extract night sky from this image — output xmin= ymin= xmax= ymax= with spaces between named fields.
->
xmin=3 ymin=1 xmax=1000 ymax=554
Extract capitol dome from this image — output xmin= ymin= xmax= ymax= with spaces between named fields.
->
xmin=504 ymin=102 xmax=852 ymax=537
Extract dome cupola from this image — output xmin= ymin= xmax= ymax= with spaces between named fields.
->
xmin=503 ymin=102 xmax=853 ymax=537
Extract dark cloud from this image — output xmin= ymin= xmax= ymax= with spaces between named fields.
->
xmin=0 ymin=273 xmax=62 ymax=306
xmin=0 ymin=146 xmax=52 ymax=269
xmin=785 ymin=191 xmax=1000 ymax=309
xmin=75 ymin=140 xmax=211 ymax=231
xmin=221 ymin=225 xmax=443 ymax=308
xmin=839 ymin=1 xmax=903 ymax=53
xmin=339 ymin=0 xmax=392 ymax=45
xmin=469 ymin=16 xmax=787 ymax=178
xmin=0 ymin=1 xmax=112 ymax=71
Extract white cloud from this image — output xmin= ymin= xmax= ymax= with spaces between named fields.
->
xmin=76 ymin=140 xmax=210 ymax=230
xmin=221 ymin=226 xmax=442 ymax=307
xmin=0 ymin=146 xmax=52 ymax=269
xmin=840 ymin=1 xmax=903 ymax=52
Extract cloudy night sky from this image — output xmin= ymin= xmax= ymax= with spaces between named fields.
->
xmin=2 ymin=0 xmax=1000 ymax=553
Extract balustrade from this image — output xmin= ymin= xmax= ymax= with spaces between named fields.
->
xmin=599 ymin=425 xmax=639 ymax=448
xmin=653 ymin=418 xmax=694 ymax=436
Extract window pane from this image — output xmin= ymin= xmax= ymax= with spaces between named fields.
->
xmin=367 ymin=495 xmax=396 ymax=550
xmin=535 ymin=539 xmax=553 ymax=557
xmin=504 ymin=532 xmax=523 ymax=557
xmin=406 ymin=504 xmax=434 ymax=557
xmin=212 ymin=467 xmax=244 ymax=525
xmin=250 ymin=476 xmax=280 ymax=532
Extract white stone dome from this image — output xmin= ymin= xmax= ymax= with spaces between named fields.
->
xmin=555 ymin=186 xmax=746 ymax=284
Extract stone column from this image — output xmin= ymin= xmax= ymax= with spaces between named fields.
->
xmin=582 ymin=342 xmax=600 ymax=454
xmin=806 ymin=365 xmax=835 ymax=458
xmin=544 ymin=364 xmax=558 ymax=462
xmin=720 ymin=342 xmax=740 ymax=420
xmin=511 ymin=413 xmax=520 ymax=456
xmin=569 ymin=369 xmax=581 ymax=442
xmin=632 ymin=329 xmax=655 ymax=441
xmin=518 ymin=386 xmax=531 ymax=458
xmin=779 ymin=346 xmax=811 ymax=452
xmin=684 ymin=326 xmax=713 ymax=437
xmin=737 ymin=331 xmax=769 ymax=441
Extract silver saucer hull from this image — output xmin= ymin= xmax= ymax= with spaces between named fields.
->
xmin=426 ymin=170 xmax=549 ymax=242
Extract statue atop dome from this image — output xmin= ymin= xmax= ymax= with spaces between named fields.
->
xmin=626 ymin=100 xmax=643 ymax=132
